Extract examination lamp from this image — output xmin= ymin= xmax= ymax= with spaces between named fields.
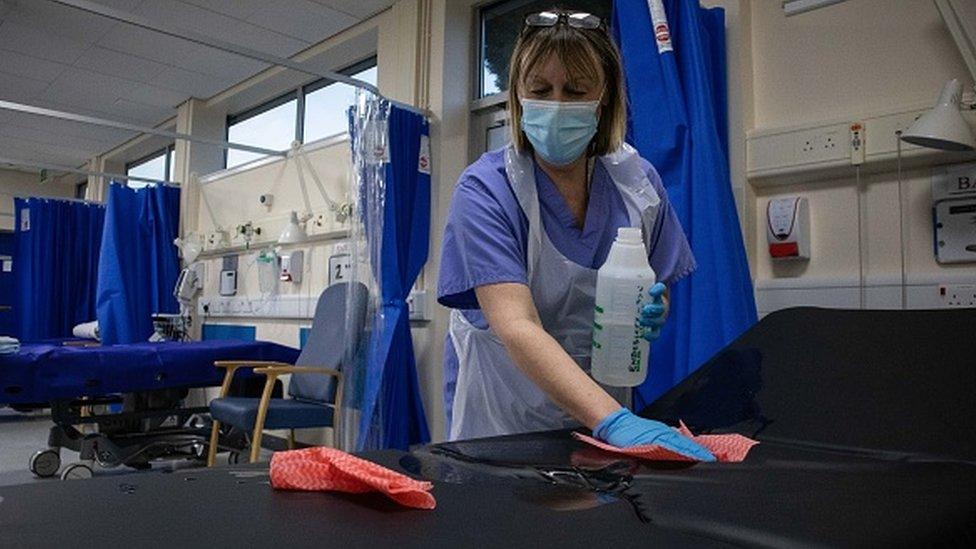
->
xmin=278 ymin=211 xmax=308 ymax=244
xmin=900 ymin=79 xmax=976 ymax=151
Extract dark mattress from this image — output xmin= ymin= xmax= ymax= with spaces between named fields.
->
xmin=0 ymin=308 xmax=973 ymax=548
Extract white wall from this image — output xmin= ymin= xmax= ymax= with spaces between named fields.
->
xmin=744 ymin=0 xmax=976 ymax=315
xmin=0 ymin=168 xmax=75 ymax=230
xmin=750 ymin=0 xmax=971 ymax=129
xmin=194 ymin=137 xmax=353 ymax=340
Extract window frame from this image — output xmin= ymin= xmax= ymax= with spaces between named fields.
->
xmin=74 ymin=179 xmax=88 ymax=200
xmin=125 ymin=144 xmax=175 ymax=185
xmin=475 ymin=0 xmax=613 ymax=103
xmin=223 ymin=56 xmax=378 ymax=169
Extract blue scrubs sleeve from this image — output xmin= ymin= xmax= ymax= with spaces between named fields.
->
xmin=645 ymin=166 xmax=697 ymax=284
xmin=437 ymin=178 xmax=528 ymax=310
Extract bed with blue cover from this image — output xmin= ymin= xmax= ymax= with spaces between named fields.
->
xmin=0 ymin=339 xmax=300 ymax=477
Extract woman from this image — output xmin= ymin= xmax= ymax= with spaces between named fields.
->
xmin=437 ymin=10 xmax=712 ymax=460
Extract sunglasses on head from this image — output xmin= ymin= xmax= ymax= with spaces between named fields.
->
xmin=522 ymin=11 xmax=606 ymax=33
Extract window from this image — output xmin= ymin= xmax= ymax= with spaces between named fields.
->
xmin=125 ymin=145 xmax=174 ymax=188
xmin=224 ymin=57 xmax=378 ymax=169
xmin=303 ymin=61 xmax=377 ymax=143
xmin=225 ymin=92 xmax=298 ymax=169
xmin=478 ymin=0 xmax=612 ymax=98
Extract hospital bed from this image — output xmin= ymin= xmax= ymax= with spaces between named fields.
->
xmin=0 ymin=307 xmax=973 ymax=547
xmin=0 ymin=339 xmax=299 ymax=478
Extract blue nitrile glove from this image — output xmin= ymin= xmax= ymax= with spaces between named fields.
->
xmin=639 ymin=282 xmax=668 ymax=342
xmin=594 ymin=408 xmax=716 ymax=462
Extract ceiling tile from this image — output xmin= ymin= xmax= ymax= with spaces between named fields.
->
xmin=96 ymin=25 xmax=268 ymax=81
xmin=0 ymin=48 xmax=67 ymax=82
xmin=305 ymin=0 xmax=394 ymax=19
xmin=0 ymin=0 xmax=14 ymax=20
xmin=111 ymin=98 xmax=172 ymax=124
xmin=73 ymin=46 xmax=167 ymax=84
xmin=151 ymin=65 xmax=233 ymax=98
xmin=134 ymin=0 xmax=310 ymax=58
xmin=0 ymin=71 xmax=50 ymax=102
xmin=0 ymin=123 xmax=117 ymax=153
xmin=36 ymin=69 xmax=127 ymax=117
xmin=89 ymin=0 xmax=147 ymax=11
xmin=246 ymin=0 xmax=357 ymax=43
xmin=0 ymin=135 xmax=92 ymax=165
xmin=119 ymin=82 xmax=186 ymax=109
xmin=4 ymin=111 xmax=135 ymax=144
xmin=3 ymin=0 xmax=116 ymax=45
xmin=175 ymin=0 xmax=266 ymax=19
xmin=0 ymin=18 xmax=90 ymax=64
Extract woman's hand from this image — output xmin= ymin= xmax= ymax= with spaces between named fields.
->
xmin=639 ymin=282 xmax=668 ymax=342
xmin=594 ymin=408 xmax=715 ymax=461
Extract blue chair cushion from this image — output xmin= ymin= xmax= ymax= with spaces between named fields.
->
xmin=210 ymin=397 xmax=334 ymax=430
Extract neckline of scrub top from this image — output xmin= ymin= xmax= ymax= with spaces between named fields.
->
xmin=533 ymin=160 xmax=618 ymax=269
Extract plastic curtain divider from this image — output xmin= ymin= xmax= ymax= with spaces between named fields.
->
xmin=340 ymin=87 xmax=388 ymax=451
xmin=340 ymin=87 xmax=431 ymax=451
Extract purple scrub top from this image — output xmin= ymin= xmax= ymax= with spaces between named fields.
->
xmin=437 ymin=148 xmax=696 ymax=429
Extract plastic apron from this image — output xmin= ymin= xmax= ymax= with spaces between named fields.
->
xmin=448 ymin=143 xmax=661 ymax=441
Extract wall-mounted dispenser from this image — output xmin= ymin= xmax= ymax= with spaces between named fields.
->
xmin=280 ymin=250 xmax=304 ymax=283
xmin=766 ymin=197 xmax=810 ymax=260
xmin=219 ymin=255 xmax=238 ymax=296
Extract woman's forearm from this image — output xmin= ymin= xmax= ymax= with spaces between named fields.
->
xmin=498 ymin=318 xmax=621 ymax=429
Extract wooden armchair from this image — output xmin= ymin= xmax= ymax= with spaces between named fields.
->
xmin=206 ymin=282 xmax=368 ymax=465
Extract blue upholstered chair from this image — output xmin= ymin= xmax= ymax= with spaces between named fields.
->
xmin=206 ymin=282 xmax=368 ymax=465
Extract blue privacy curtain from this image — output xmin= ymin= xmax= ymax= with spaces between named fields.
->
xmin=613 ymin=0 xmax=757 ymax=407
xmin=14 ymin=198 xmax=105 ymax=341
xmin=96 ymin=183 xmax=181 ymax=345
xmin=355 ymin=103 xmax=431 ymax=450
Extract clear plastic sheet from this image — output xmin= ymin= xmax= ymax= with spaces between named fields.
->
xmin=338 ymin=88 xmax=390 ymax=451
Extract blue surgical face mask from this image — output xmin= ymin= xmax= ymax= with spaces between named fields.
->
xmin=519 ymin=98 xmax=600 ymax=166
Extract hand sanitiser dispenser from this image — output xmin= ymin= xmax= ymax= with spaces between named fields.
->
xmin=591 ymin=227 xmax=655 ymax=387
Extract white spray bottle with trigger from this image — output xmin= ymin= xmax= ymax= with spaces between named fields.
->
xmin=591 ymin=227 xmax=655 ymax=387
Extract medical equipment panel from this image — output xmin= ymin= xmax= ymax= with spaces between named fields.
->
xmin=932 ymin=163 xmax=976 ymax=264
xmin=766 ymin=197 xmax=810 ymax=260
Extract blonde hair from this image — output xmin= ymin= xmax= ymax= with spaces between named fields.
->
xmin=508 ymin=14 xmax=627 ymax=157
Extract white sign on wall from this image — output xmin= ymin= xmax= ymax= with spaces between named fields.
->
xmin=328 ymin=253 xmax=352 ymax=285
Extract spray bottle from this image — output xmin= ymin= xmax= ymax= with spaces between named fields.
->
xmin=591 ymin=227 xmax=655 ymax=387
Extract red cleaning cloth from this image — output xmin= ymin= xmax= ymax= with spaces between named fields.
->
xmin=270 ymin=447 xmax=436 ymax=509
xmin=573 ymin=421 xmax=759 ymax=463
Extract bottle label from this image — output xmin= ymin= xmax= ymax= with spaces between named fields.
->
xmin=629 ymin=284 xmax=645 ymax=372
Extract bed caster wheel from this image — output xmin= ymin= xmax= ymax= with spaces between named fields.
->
xmin=60 ymin=463 xmax=93 ymax=481
xmin=29 ymin=449 xmax=61 ymax=478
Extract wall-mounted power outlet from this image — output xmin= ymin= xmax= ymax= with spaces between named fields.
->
xmin=939 ymin=284 xmax=976 ymax=308
xmin=794 ymin=127 xmax=846 ymax=165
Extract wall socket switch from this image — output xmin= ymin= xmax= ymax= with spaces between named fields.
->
xmin=850 ymin=122 xmax=865 ymax=165
xmin=939 ymin=284 xmax=976 ymax=308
